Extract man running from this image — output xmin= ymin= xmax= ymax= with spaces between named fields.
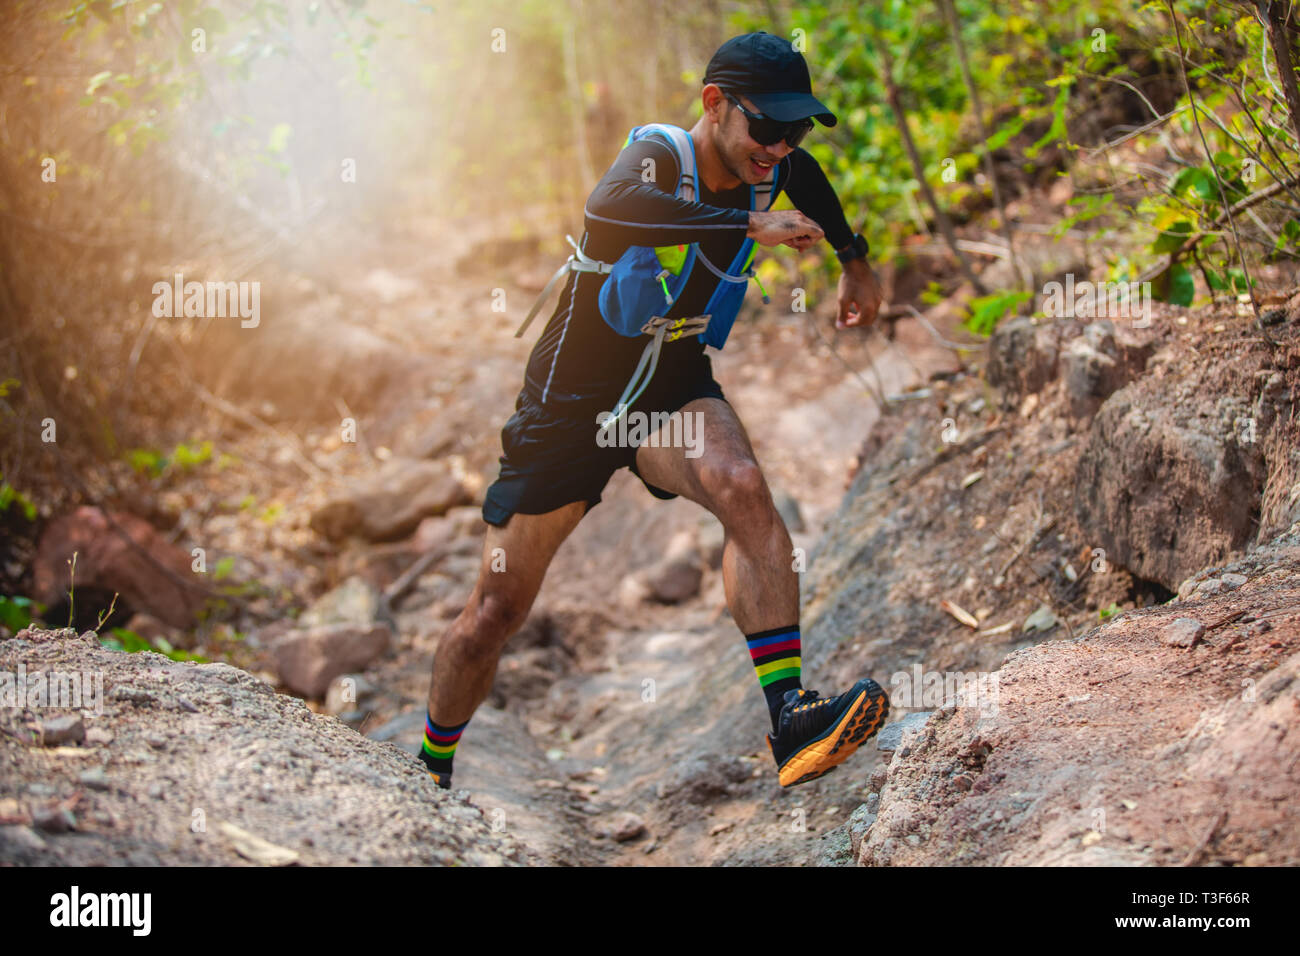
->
xmin=420 ymin=31 xmax=890 ymax=790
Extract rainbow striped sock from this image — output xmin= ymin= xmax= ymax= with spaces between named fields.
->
xmin=746 ymin=625 xmax=802 ymax=732
xmin=419 ymin=711 xmax=469 ymax=789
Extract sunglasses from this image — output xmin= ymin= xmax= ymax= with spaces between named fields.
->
xmin=722 ymin=90 xmax=815 ymax=149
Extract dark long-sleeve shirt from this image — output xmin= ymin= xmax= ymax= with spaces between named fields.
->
xmin=523 ymin=132 xmax=855 ymax=411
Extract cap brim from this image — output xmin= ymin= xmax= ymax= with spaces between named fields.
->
xmin=745 ymin=90 xmax=837 ymax=127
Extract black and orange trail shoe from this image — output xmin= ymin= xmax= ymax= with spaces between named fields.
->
xmin=428 ymin=771 xmax=451 ymax=790
xmin=766 ymin=679 xmax=889 ymax=788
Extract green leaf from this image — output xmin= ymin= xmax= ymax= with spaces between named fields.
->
xmin=0 ymin=596 xmax=34 ymax=633
xmin=1170 ymin=167 xmax=1214 ymax=201
xmin=0 ymin=481 xmax=37 ymax=521
xmin=1027 ymin=83 xmax=1071 ymax=159
xmin=1162 ymin=263 xmax=1195 ymax=306
xmin=963 ymin=290 xmax=1032 ymax=337
xmin=213 ymin=556 xmax=235 ymax=581
xmin=267 ymin=122 xmax=292 ymax=154
xmin=105 ymin=627 xmax=151 ymax=652
xmin=1274 ymin=219 xmax=1300 ymax=254
xmin=127 ymin=448 xmax=166 ymax=477
xmin=86 ymin=70 xmax=112 ymax=94
xmin=983 ymin=113 xmax=1026 ymax=152
xmin=1152 ymin=220 xmax=1193 ymax=253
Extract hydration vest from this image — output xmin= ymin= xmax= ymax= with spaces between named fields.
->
xmin=516 ymin=123 xmax=778 ymax=431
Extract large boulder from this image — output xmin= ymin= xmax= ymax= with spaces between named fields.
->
xmin=1061 ymin=320 xmax=1154 ymax=420
xmin=1074 ymin=379 xmax=1264 ymax=590
xmin=984 ymin=317 xmax=1058 ymax=407
xmin=273 ymin=576 xmax=394 ymax=697
xmin=310 ymin=458 xmax=473 ymax=543
xmin=271 ymin=624 xmax=391 ymax=698
xmin=32 ymin=507 xmax=205 ymax=629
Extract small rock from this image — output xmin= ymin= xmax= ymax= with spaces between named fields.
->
xmin=31 ymin=805 xmax=76 ymax=833
xmin=145 ymin=733 xmax=167 ymax=749
xmin=1163 ymin=617 xmax=1206 ymax=648
xmin=78 ymin=768 xmax=111 ymax=791
xmin=868 ymin=767 xmax=889 ymax=792
xmin=846 ymin=803 xmax=877 ymax=858
xmin=40 ymin=714 xmax=85 ymax=746
xmin=643 ymin=555 xmax=702 ymax=604
xmin=1220 ymin=572 xmax=1247 ymax=591
xmin=1022 ymin=604 xmax=1058 ymax=633
xmin=617 ymin=573 xmax=652 ymax=608
xmin=607 ymin=812 xmax=647 ymax=843
xmin=877 ymin=711 xmax=934 ymax=752
xmin=111 ymin=685 xmax=157 ymax=707
xmin=0 ymin=825 xmax=47 ymax=852
xmin=1194 ymin=578 xmax=1224 ymax=597
xmin=299 ymin=576 xmax=388 ymax=631
xmin=952 ymin=773 xmax=974 ymax=791
xmin=85 ymin=726 xmax=114 ymax=746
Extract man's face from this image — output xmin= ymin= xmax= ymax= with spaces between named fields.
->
xmin=710 ymin=87 xmax=797 ymax=186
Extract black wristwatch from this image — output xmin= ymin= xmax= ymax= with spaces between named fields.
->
xmin=835 ymin=232 xmax=870 ymax=264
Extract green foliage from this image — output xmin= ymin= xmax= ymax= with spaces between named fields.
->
xmin=126 ymin=440 xmax=214 ymax=478
xmin=0 ymin=595 xmax=41 ymax=633
xmin=212 ymin=556 xmax=236 ymax=581
xmin=1099 ymin=602 xmax=1122 ymax=620
xmin=964 ymin=290 xmax=1032 ymax=336
xmin=99 ymin=627 xmax=207 ymax=663
xmin=0 ymin=479 xmax=37 ymax=521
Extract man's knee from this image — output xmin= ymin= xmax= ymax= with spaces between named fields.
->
xmin=700 ymin=457 xmax=774 ymax=525
xmin=466 ymin=589 xmax=531 ymax=648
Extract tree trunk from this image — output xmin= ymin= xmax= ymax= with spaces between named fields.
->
xmin=937 ymin=0 xmax=1029 ymax=289
xmin=1261 ymin=0 xmax=1300 ymax=152
xmin=875 ymin=34 xmax=988 ymax=295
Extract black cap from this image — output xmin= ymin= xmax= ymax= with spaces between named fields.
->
xmin=703 ymin=31 xmax=837 ymax=127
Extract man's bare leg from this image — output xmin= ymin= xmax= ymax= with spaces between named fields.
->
xmin=635 ymin=396 xmax=888 ymax=787
xmin=426 ymin=500 xmax=586 ymax=725
xmin=633 ymin=397 xmax=796 ymax=634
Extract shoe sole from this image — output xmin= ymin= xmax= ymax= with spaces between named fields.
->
xmin=777 ymin=679 xmax=889 ymax=788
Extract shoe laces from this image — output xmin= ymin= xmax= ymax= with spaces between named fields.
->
xmin=790 ymin=689 xmax=829 ymax=715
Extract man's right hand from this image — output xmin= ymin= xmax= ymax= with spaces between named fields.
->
xmin=747 ymin=210 xmax=825 ymax=250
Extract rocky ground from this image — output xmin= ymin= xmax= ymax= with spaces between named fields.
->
xmin=3 ymin=203 xmax=1298 ymax=865
xmin=0 ymin=627 xmax=526 ymax=865
xmin=853 ymin=529 xmax=1300 ymax=866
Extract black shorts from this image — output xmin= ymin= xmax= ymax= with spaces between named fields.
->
xmin=482 ymin=363 xmax=727 ymax=527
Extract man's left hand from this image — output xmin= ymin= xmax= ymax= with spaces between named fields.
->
xmin=836 ymin=258 xmax=884 ymax=330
